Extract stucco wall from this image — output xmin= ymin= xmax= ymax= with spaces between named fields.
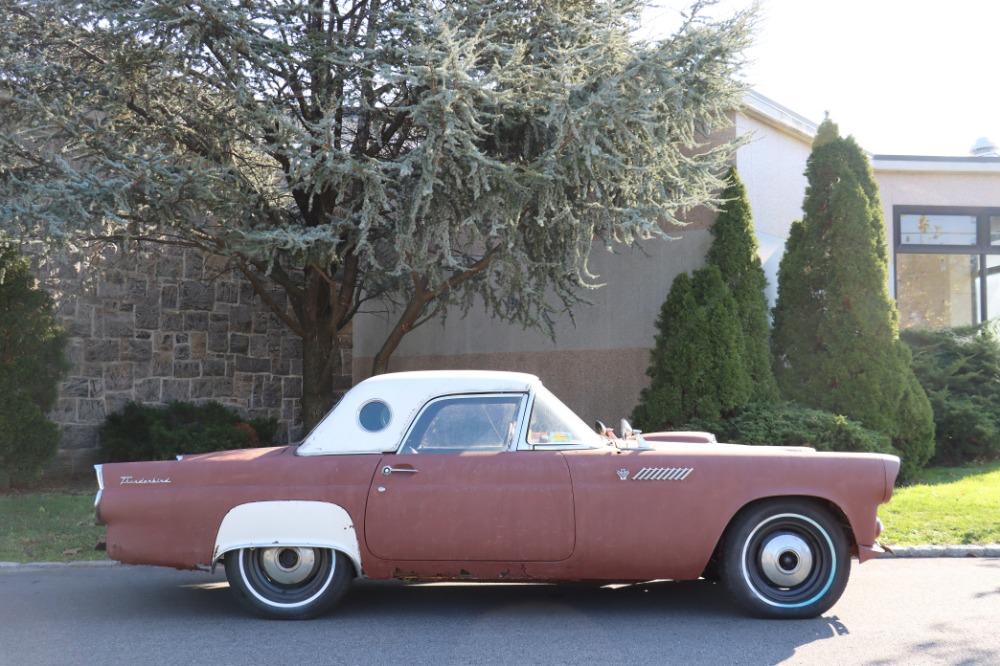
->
xmin=734 ymin=111 xmax=812 ymax=305
xmin=875 ymin=168 xmax=1000 ymax=214
xmin=354 ymin=227 xmax=714 ymax=425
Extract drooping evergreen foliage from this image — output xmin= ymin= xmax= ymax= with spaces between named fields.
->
xmin=902 ymin=324 xmax=1000 ymax=465
xmin=0 ymin=0 xmax=754 ymax=429
xmin=771 ymin=119 xmax=934 ymax=479
xmin=632 ymin=265 xmax=750 ymax=430
xmin=706 ymin=167 xmax=778 ymax=402
xmin=0 ymin=245 xmax=68 ymax=486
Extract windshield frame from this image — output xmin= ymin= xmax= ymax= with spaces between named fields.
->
xmin=517 ymin=385 xmax=604 ymax=450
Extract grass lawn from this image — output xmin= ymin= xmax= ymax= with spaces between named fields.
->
xmin=879 ymin=460 xmax=1000 ymax=547
xmin=0 ymin=462 xmax=997 ymax=563
xmin=0 ymin=479 xmax=107 ymax=563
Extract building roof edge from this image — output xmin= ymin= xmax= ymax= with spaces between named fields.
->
xmin=872 ymin=154 xmax=1000 ymax=173
xmin=740 ymin=90 xmax=819 ymax=143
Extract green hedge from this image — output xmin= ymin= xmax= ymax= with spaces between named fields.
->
xmin=902 ymin=325 xmax=1000 ymax=465
xmin=100 ymin=401 xmax=279 ymax=463
xmin=696 ymin=401 xmax=893 ymax=455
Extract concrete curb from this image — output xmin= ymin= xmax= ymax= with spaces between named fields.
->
xmin=0 ymin=560 xmax=119 ymax=569
xmin=884 ymin=545 xmax=1000 ymax=558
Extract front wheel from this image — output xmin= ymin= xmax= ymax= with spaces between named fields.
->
xmin=719 ymin=499 xmax=850 ymax=619
xmin=225 ymin=546 xmax=351 ymax=620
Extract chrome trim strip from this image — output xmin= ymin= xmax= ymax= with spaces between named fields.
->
xmin=631 ymin=467 xmax=694 ymax=481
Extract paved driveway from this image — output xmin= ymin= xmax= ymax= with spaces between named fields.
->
xmin=0 ymin=558 xmax=997 ymax=665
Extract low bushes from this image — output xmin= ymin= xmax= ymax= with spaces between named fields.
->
xmin=902 ymin=324 xmax=1000 ymax=465
xmin=696 ymin=401 xmax=893 ymax=455
xmin=0 ymin=394 xmax=64 ymax=487
xmin=100 ymin=401 xmax=279 ymax=463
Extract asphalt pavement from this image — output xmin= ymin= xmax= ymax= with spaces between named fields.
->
xmin=0 ymin=557 xmax=997 ymax=665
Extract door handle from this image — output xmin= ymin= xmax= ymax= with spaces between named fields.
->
xmin=382 ymin=465 xmax=418 ymax=476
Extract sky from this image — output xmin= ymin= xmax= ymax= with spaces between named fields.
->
xmin=642 ymin=0 xmax=1000 ymax=156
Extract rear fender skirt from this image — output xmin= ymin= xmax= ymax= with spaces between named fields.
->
xmin=212 ymin=501 xmax=362 ymax=575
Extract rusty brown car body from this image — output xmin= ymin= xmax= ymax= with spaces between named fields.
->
xmin=95 ymin=371 xmax=899 ymax=619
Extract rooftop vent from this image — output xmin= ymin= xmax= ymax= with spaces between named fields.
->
xmin=971 ymin=137 xmax=999 ymax=157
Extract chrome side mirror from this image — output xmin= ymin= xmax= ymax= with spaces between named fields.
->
xmin=620 ymin=419 xmax=649 ymax=449
xmin=595 ymin=420 xmax=608 ymax=435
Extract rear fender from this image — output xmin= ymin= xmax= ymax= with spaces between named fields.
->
xmin=212 ymin=501 xmax=362 ymax=575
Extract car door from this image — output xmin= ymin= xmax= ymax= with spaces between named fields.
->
xmin=363 ymin=394 xmax=576 ymax=562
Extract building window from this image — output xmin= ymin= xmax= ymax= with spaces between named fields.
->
xmin=895 ymin=206 xmax=1000 ymax=328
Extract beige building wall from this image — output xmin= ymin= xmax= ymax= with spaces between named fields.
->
xmin=354 ymin=224 xmax=715 ymax=426
xmin=735 ymin=95 xmax=814 ymax=305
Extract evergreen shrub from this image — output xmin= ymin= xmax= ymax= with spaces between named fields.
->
xmin=0 ymin=245 xmax=68 ymax=486
xmin=702 ymin=402 xmax=893 ymax=455
xmin=771 ymin=119 xmax=934 ymax=479
xmin=633 ymin=167 xmax=773 ymax=433
xmin=632 ymin=266 xmax=750 ymax=431
xmin=707 ymin=167 xmax=778 ymax=402
xmin=902 ymin=325 xmax=1000 ymax=465
xmin=100 ymin=401 xmax=279 ymax=463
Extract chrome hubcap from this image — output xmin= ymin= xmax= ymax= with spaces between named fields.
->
xmin=759 ymin=532 xmax=813 ymax=587
xmin=260 ymin=547 xmax=316 ymax=585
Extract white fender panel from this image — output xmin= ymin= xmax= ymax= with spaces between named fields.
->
xmin=213 ymin=501 xmax=362 ymax=573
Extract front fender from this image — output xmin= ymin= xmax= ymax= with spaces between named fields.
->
xmin=213 ymin=501 xmax=362 ymax=575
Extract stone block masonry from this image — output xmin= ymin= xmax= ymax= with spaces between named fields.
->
xmin=32 ymin=244 xmax=353 ymax=476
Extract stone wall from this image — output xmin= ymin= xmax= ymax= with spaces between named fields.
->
xmin=32 ymin=244 xmax=352 ymax=475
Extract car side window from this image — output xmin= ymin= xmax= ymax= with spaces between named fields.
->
xmin=400 ymin=395 xmax=524 ymax=454
xmin=524 ymin=386 xmax=603 ymax=448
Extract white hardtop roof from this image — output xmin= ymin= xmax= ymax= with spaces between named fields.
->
xmin=297 ymin=370 xmax=541 ymax=455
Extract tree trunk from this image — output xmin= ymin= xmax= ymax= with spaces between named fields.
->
xmin=298 ymin=268 xmax=351 ymax=434
xmin=300 ymin=321 xmax=342 ymax=434
xmin=371 ymin=291 xmax=430 ymax=376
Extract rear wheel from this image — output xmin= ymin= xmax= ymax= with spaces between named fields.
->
xmin=719 ymin=499 xmax=850 ymax=619
xmin=225 ymin=546 xmax=351 ymax=620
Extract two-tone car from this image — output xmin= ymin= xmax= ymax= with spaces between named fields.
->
xmin=95 ymin=370 xmax=899 ymax=619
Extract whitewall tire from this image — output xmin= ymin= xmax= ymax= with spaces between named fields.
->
xmin=225 ymin=547 xmax=351 ymax=620
xmin=719 ymin=499 xmax=850 ymax=619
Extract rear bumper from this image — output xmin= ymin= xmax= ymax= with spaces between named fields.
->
xmin=93 ymin=464 xmax=104 ymax=526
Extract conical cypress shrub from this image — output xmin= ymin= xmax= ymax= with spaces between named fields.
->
xmin=771 ymin=119 xmax=934 ymax=478
xmin=707 ymin=167 xmax=778 ymax=402
xmin=632 ymin=265 xmax=750 ymax=430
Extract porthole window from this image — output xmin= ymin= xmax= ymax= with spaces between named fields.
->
xmin=358 ymin=400 xmax=392 ymax=432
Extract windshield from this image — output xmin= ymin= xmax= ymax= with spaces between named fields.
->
xmin=526 ymin=386 xmax=603 ymax=448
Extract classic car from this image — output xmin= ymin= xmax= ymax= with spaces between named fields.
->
xmin=95 ymin=370 xmax=899 ymax=620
